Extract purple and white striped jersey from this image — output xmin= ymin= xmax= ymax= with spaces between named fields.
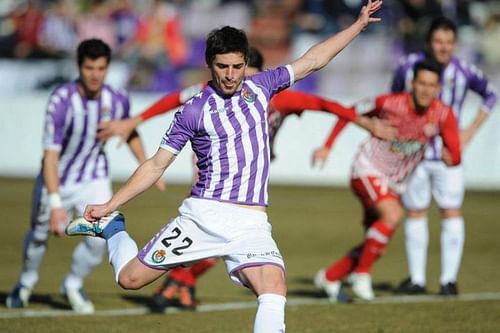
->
xmin=42 ymin=81 xmax=130 ymax=186
xmin=391 ymin=52 xmax=497 ymax=160
xmin=160 ymin=65 xmax=294 ymax=206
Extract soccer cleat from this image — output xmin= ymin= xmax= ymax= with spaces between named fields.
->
xmin=314 ymin=269 xmax=341 ymax=302
xmin=6 ymin=283 xmax=32 ymax=308
xmin=62 ymin=287 xmax=95 ymax=314
xmin=65 ymin=211 xmax=124 ymax=238
xmin=439 ymin=282 xmax=458 ymax=296
xmin=350 ymin=272 xmax=375 ymax=301
xmin=395 ymin=277 xmax=427 ymax=295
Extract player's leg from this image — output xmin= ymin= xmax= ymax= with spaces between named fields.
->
xmin=237 ymin=265 xmax=287 ymax=333
xmin=6 ymin=175 xmax=48 ymax=308
xmin=399 ymin=162 xmax=432 ymax=293
xmin=349 ymin=176 xmax=402 ymax=300
xmin=433 ymin=164 xmax=464 ymax=295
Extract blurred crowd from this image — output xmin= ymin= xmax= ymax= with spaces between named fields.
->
xmin=1 ymin=0 xmax=499 ymax=92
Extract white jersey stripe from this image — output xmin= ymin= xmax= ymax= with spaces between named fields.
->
xmin=203 ymin=97 xmax=224 ymax=197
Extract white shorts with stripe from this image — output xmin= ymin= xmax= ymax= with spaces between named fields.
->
xmin=402 ymin=160 xmax=464 ymax=210
xmin=137 ymin=197 xmax=285 ymax=285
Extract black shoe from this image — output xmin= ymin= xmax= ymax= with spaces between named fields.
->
xmin=439 ymin=282 xmax=458 ymax=296
xmin=395 ymin=277 xmax=427 ymax=295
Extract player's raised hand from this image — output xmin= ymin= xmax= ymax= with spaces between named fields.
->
xmin=357 ymin=0 xmax=383 ymax=30
xmin=371 ymin=118 xmax=397 ymax=141
xmin=311 ymin=146 xmax=331 ymax=169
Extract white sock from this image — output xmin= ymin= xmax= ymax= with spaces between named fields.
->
xmin=63 ymin=237 xmax=106 ymax=290
xmin=254 ymin=293 xmax=286 ymax=333
xmin=404 ymin=216 xmax=429 ymax=286
xmin=19 ymin=230 xmax=47 ymax=289
xmin=107 ymin=231 xmax=138 ymax=283
xmin=440 ymin=217 xmax=464 ymax=284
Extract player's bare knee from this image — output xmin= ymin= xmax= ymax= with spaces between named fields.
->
xmin=407 ymin=209 xmax=427 ymax=218
xmin=441 ymin=208 xmax=461 ymax=218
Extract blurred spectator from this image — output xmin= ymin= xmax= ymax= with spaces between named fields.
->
xmin=0 ymin=1 xmax=18 ymax=58
xmin=109 ymin=0 xmax=140 ymax=58
xmin=77 ymin=0 xmax=117 ymax=50
xmin=395 ymin=0 xmax=443 ymax=53
xmin=38 ymin=0 xmax=78 ymax=58
xmin=10 ymin=0 xmax=48 ymax=58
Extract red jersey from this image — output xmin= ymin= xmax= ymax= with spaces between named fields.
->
xmin=351 ymin=93 xmax=460 ymax=193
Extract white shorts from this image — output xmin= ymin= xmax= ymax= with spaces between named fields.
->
xmin=402 ymin=160 xmax=464 ymax=211
xmin=137 ymin=197 xmax=285 ymax=285
xmin=31 ymin=175 xmax=112 ymax=242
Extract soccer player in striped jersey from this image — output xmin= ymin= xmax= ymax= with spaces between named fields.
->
xmin=391 ymin=17 xmax=498 ymax=296
xmin=314 ymin=60 xmax=461 ymax=301
xmin=97 ymin=46 xmax=394 ymax=310
xmin=65 ymin=2 xmax=383 ymax=331
xmin=5 ymin=39 xmax=162 ymax=314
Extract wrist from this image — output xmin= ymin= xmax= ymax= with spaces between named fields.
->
xmin=48 ymin=192 xmax=63 ymax=209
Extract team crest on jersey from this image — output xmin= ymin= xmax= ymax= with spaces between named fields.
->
xmin=241 ymin=88 xmax=256 ymax=103
xmin=423 ymin=122 xmax=438 ymax=137
xmin=151 ymin=249 xmax=166 ymax=263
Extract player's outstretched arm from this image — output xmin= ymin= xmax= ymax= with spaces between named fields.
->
xmin=311 ymin=119 xmax=349 ymax=169
xmin=43 ymin=150 xmax=68 ymax=237
xmin=291 ymin=0 xmax=382 ymax=81
xmin=84 ymin=148 xmax=175 ymax=221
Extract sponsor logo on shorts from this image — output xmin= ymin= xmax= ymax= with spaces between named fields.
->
xmin=151 ymin=249 xmax=166 ymax=263
xmin=247 ymin=250 xmax=282 ymax=259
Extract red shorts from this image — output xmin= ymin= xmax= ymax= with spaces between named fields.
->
xmin=350 ymin=176 xmax=400 ymax=209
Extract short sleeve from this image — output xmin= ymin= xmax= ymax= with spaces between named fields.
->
xmin=42 ymin=90 xmax=69 ymax=151
xmin=159 ymin=102 xmax=201 ymax=155
xmin=250 ymin=65 xmax=294 ymax=99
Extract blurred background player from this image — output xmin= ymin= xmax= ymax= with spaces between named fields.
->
xmin=391 ymin=16 xmax=498 ymax=295
xmin=98 ymin=46 xmax=394 ymax=309
xmin=314 ymin=60 xmax=461 ymax=301
xmin=6 ymin=38 xmax=162 ymax=314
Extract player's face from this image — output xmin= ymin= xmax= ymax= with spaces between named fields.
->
xmin=78 ymin=57 xmax=109 ymax=96
xmin=429 ymin=29 xmax=456 ymax=65
xmin=412 ymin=69 xmax=440 ymax=109
xmin=210 ymin=52 xmax=246 ymax=96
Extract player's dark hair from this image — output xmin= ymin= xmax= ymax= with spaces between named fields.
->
xmin=248 ymin=47 xmax=264 ymax=71
xmin=413 ymin=59 xmax=443 ymax=80
xmin=205 ymin=26 xmax=249 ymax=66
xmin=77 ymin=39 xmax=111 ymax=66
xmin=426 ymin=16 xmax=457 ymax=43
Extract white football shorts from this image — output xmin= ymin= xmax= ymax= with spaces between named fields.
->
xmin=137 ymin=197 xmax=285 ymax=286
xmin=402 ymin=160 xmax=464 ymax=210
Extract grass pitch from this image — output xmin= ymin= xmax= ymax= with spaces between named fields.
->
xmin=1 ymin=177 xmax=499 ymax=332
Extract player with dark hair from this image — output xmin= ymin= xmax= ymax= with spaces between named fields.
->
xmin=391 ymin=16 xmax=498 ymax=296
xmin=66 ymin=3 xmax=383 ymax=330
xmin=314 ymin=60 xmax=461 ymax=301
xmin=6 ymin=39 xmax=162 ymax=313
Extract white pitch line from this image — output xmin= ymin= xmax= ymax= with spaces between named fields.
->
xmin=2 ymin=292 xmax=500 ymax=319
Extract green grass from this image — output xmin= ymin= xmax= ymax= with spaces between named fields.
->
xmin=1 ymin=177 xmax=500 ymax=332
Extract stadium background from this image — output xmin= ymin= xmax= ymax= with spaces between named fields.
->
xmin=1 ymin=0 xmax=499 ymax=332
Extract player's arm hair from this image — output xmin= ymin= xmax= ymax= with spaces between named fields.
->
xmin=290 ymin=1 xmax=381 ymax=81
xmin=106 ymin=148 xmax=175 ymax=210
xmin=42 ymin=150 xmax=61 ymax=194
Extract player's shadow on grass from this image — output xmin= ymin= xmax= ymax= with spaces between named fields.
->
xmin=0 ymin=291 xmax=71 ymax=310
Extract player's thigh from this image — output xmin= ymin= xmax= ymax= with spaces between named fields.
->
xmin=402 ymin=162 xmax=432 ymax=211
xmin=431 ymin=164 xmax=464 ymax=209
xmin=237 ymin=264 xmax=287 ymax=296
xmin=119 ymin=257 xmax=166 ymax=290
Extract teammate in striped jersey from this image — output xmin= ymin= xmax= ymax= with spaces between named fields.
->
xmin=65 ymin=3 xmax=383 ymax=331
xmin=5 ymin=39 xmax=162 ymax=314
xmin=314 ymin=60 xmax=461 ymax=301
xmin=97 ymin=46 xmax=394 ymax=310
xmin=391 ymin=17 xmax=498 ymax=296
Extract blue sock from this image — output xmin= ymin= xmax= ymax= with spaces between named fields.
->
xmin=101 ymin=214 xmax=126 ymax=240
